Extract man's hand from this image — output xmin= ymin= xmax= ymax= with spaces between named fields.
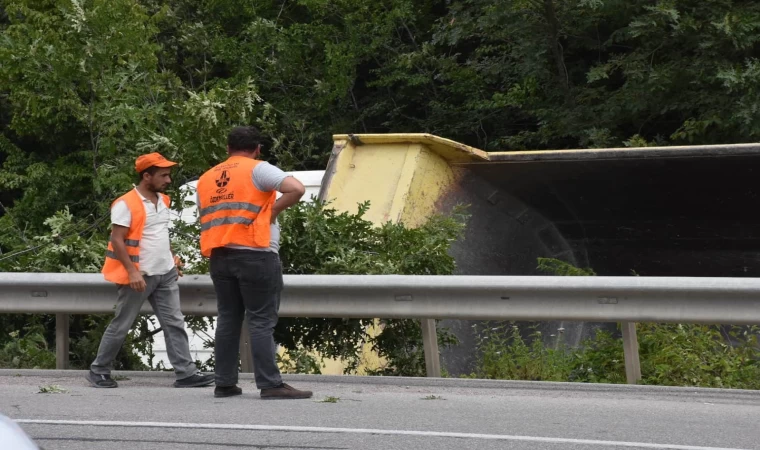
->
xmin=174 ymin=255 xmax=184 ymax=278
xmin=128 ymin=270 xmax=147 ymax=292
xmin=271 ymin=177 xmax=306 ymax=223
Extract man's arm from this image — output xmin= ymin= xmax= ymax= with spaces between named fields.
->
xmin=111 ymin=225 xmax=147 ymax=292
xmin=270 ymin=177 xmax=305 ymax=223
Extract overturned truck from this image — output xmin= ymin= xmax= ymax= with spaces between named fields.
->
xmin=317 ymin=134 xmax=760 ymax=375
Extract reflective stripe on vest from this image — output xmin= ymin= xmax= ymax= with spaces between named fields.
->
xmin=199 ymin=216 xmax=255 ymax=232
xmin=105 ymin=250 xmax=140 ymax=263
xmin=199 ymin=201 xmax=262 ymax=217
xmin=124 ymin=239 xmax=140 ymax=247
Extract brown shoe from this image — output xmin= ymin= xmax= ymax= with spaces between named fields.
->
xmin=260 ymin=383 xmax=313 ymax=400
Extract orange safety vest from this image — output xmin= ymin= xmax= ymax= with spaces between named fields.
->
xmin=101 ymin=189 xmax=171 ymax=284
xmin=197 ymin=156 xmax=275 ymax=257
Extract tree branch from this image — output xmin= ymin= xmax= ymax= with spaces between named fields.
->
xmin=543 ymin=0 xmax=570 ymax=97
xmin=88 ymin=82 xmax=99 ymax=176
xmin=135 ymin=326 xmax=163 ymax=343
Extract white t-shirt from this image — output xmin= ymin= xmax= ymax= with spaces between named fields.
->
xmin=197 ymin=161 xmax=290 ymax=253
xmin=111 ymin=189 xmax=175 ymax=276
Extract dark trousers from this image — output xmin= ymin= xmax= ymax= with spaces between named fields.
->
xmin=210 ymin=248 xmax=283 ymax=389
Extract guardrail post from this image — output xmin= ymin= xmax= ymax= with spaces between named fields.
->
xmin=55 ymin=313 xmax=69 ymax=370
xmin=621 ymin=322 xmax=641 ymax=384
xmin=239 ymin=320 xmax=255 ymax=373
xmin=421 ymin=319 xmax=441 ymax=377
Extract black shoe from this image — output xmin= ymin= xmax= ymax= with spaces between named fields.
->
xmin=86 ymin=371 xmax=118 ymax=388
xmin=214 ymin=385 xmax=243 ymax=398
xmin=174 ymin=373 xmax=215 ymax=388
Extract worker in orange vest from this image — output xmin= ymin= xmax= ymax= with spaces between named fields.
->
xmin=88 ymin=153 xmax=214 ymax=389
xmin=197 ymin=126 xmax=312 ymax=399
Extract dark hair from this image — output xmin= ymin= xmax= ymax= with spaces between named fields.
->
xmin=227 ymin=126 xmax=261 ymax=152
xmin=137 ymin=166 xmax=161 ymax=183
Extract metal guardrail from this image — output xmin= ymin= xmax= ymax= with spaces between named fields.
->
xmin=3 ymin=273 xmax=760 ymax=384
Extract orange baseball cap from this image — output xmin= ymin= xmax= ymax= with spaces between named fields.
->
xmin=135 ymin=152 xmax=177 ymax=173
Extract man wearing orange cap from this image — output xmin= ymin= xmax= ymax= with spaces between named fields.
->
xmin=87 ymin=153 xmax=214 ymax=389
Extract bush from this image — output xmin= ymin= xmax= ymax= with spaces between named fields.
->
xmin=470 ymin=258 xmax=760 ymax=388
xmin=472 ymin=321 xmax=760 ymax=388
xmin=470 ymin=323 xmax=574 ymax=381
xmin=276 ymin=200 xmax=469 ymax=375
xmin=0 ymin=326 xmax=56 ymax=369
xmin=0 ymin=199 xmax=469 ymax=376
xmin=638 ymin=323 xmax=760 ymax=389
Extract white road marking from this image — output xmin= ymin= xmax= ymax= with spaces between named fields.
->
xmin=15 ymin=419 xmax=749 ymax=450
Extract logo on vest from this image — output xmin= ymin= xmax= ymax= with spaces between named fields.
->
xmin=215 ymin=170 xmax=230 ymax=188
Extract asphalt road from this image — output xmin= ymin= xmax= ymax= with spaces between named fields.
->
xmin=1 ymin=370 xmax=759 ymax=450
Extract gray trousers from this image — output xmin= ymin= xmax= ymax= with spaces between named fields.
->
xmin=90 ymin=267 xmax=198 ymax=380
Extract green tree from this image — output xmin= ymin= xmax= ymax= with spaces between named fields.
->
xmin=0 ymin=0 xmax=270 ymax=242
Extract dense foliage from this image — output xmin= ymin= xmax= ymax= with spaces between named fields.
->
xmin=2 ymin=0 xmax=759 ymax=378
xmin=470 ymin=259 xmax=760 ymax=389
xmin=4 ymin=0 xmax=760 ymax=239
xmin=0 ymin=199 xmax=467 ymax=375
